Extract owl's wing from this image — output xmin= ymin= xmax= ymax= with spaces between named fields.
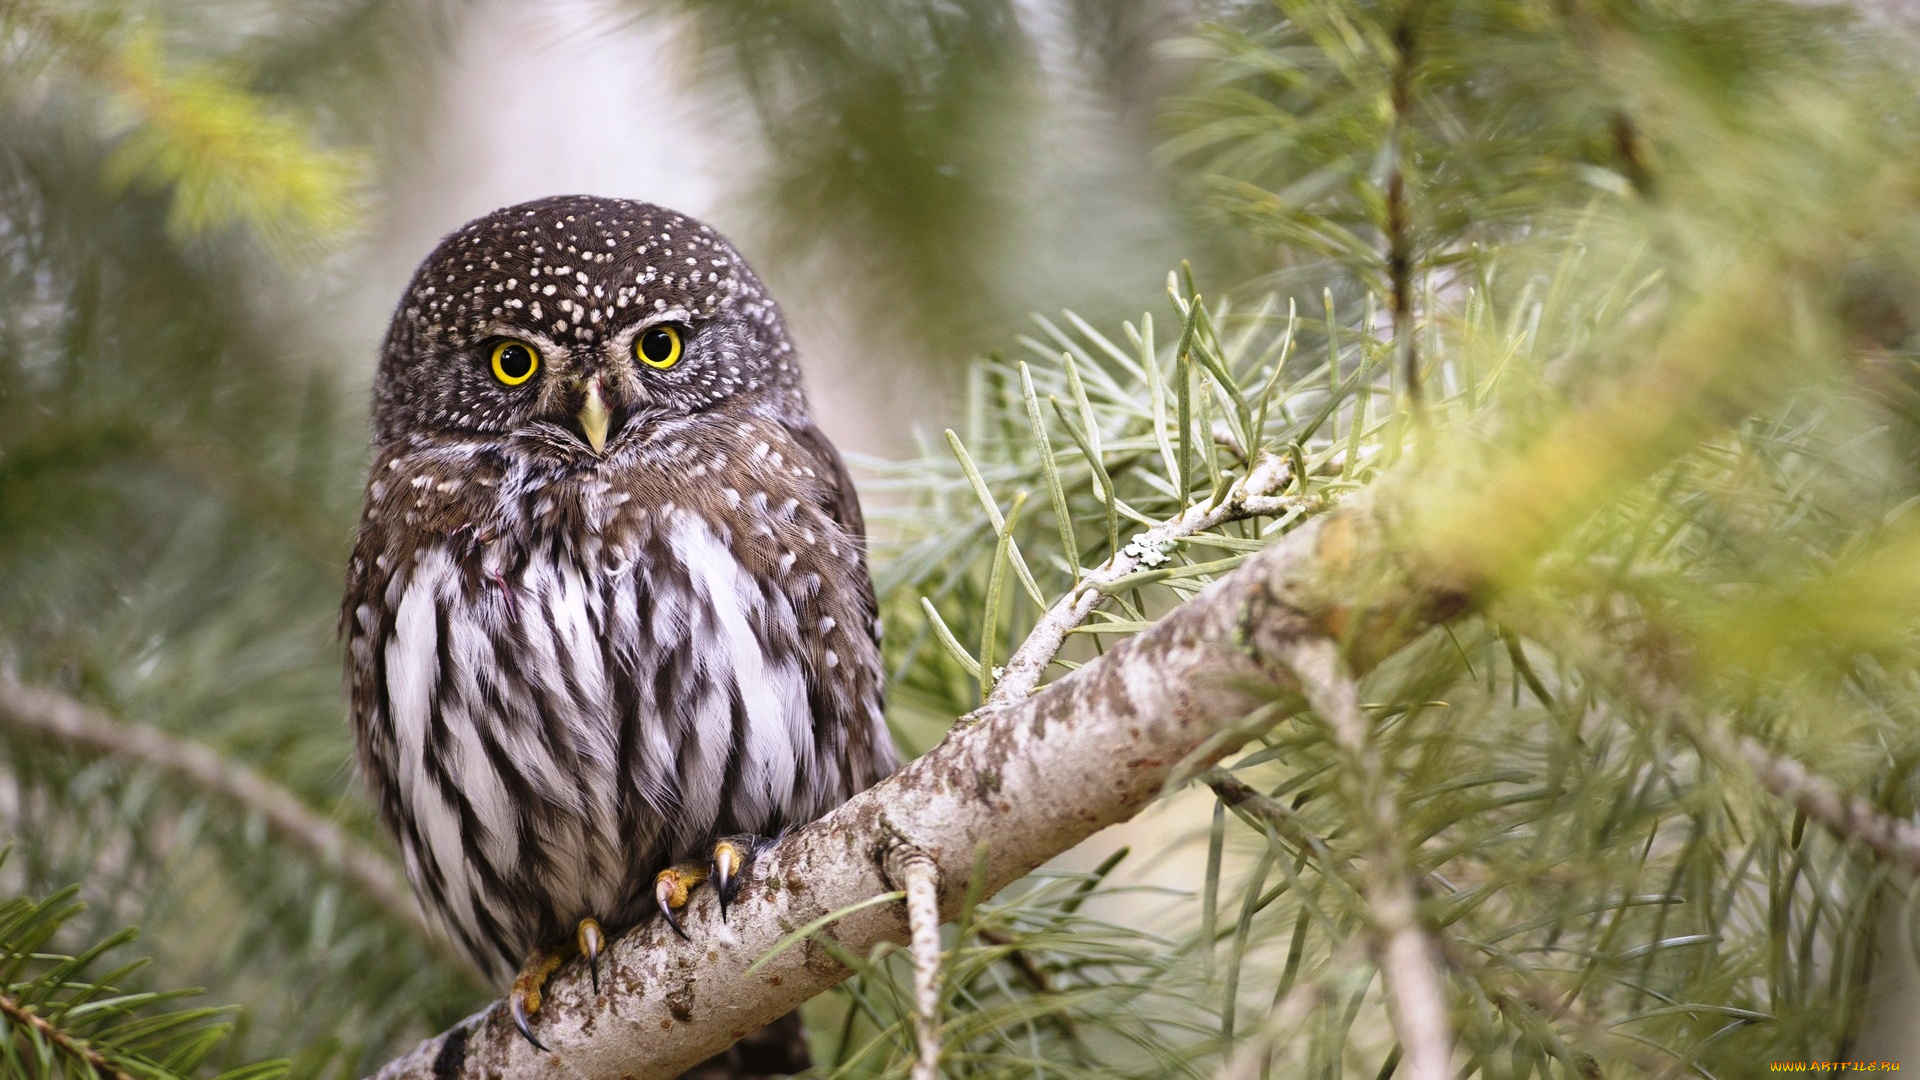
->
xmin=779 ymin=418 xmax=900 ymax=795
xmin=785 ymin=420 xmax=867 ymax=548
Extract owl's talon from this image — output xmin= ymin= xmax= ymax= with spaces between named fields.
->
xmin=712 ymin=842 xmax=740 ymax=921
xmin=655 ymin=879 xmax=689 ymax=941
xmin=508 ymin=948 xmax=563 ymax=1052
xmin=710 ymin=835 xmax=767 ymax=921
xmin=575 ymin=917 xmax=604 ymax=995
xmin=509 ymin=991 xmax=547 ymax=1052
xmin=654 ymin=862 xmax=707 ymax=941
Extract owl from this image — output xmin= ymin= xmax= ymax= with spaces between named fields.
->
xmin=341 ymin=196 xmax=898 ymax=1054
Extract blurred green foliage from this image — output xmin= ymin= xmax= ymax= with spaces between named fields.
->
xmin=0 ymin=854 xmax=289 ymax=1080
xmin=0 ymin=3 xmax=480 ymax=1078
xmin=669 ymin=0 xmax=1036 ymax=347
xmin=5 ymin=0 xmax=1920 ymax=1078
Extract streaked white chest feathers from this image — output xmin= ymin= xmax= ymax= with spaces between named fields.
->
xmin=371 ymin=509 xmax=816 ymax=965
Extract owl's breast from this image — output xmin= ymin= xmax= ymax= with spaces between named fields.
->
xmin=351 ymin=500 xmax=825 ymax=978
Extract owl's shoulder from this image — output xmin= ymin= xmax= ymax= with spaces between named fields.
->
xmin=342 ymin=444 xmax=510 ymax=611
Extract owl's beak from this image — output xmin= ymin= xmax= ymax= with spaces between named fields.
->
xmin=575 ymin=377 xmax=611 ymax=455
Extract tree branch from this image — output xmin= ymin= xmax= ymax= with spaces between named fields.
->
xmin=1385 ymin=1 xmax=1424 ymax=412
xmin=1512 ymin=619 xmax=1920 ymax=877
xmin=988 ymin=451 xmax=1310 ymax=706
xmin=1718 ymin=729 xmax=1920 ymax=870
xmin=367 ymin=495 xmax=1472 ymax=1080
xmin=1202 ymin=767 xmax=1337 ymax=865
xmin=1278 ymin=637 xmax=1454 ymax=1080
xmin=882 ymin=843 xmax=943 ymax=1080
xmin=1626 ymin=672 xmax=1920 ymax=873
xmin=0 ymin=676 xmax=457 ymax=969
xmin=0 ymin=988 xmax=135 ymax=1080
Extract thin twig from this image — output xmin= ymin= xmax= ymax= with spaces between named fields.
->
xmin=1718 ymin=730 xmax=1920 ymax=870
xmin=885 ymin=844 xmax=943 ymax=1080
xmin=987 ymin=452 xmax=1312 ymax=706
xmin=974 ymin=926 xmax=1052 ymax=994
xmin=1472 ymin=959 xmax=1671 ymax=1080
xmin=1627 ymin=673 xmax=1920 ymax=873
xmin=1385 ymin=1 xmax=1425 ymax=414
xmin=0 ymin=676 xmax=471 ymax=976
xmin=1279 ymin=638 xmax=1454 ymax=1080
xmin=1509 ymin=608 xmax=1920 ymax=877
xmin=973 ymin=924 xmax=1090 ymax=1053
xmin=0 ymin=989 xmax=136 ymax=1080
xmin=1522 ymin=623 xmax=1920 ymax=877
xmin=1202 ymin=768 xmax=1335 ymax=864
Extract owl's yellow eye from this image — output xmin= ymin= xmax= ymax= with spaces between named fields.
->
xmin=490 ymin=340 xmax=539 ymax=385
xmin=636 ymin=325 xmax=683 ymax=369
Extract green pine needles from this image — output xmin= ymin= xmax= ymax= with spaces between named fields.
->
xmin=0 ymin=859 xmax=288 ymax=1080
xmin=828 ymin=3 xmax=1920 ymax=1072
xmin=2 ymin=0 xmax=365 ymax=256
xmin=842 ymin=253 xmax=1915 ymax=1077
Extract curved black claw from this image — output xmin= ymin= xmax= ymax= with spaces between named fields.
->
xmin=710 ymin=836 xmax=769 ymax=922
xmin=712 ymin=841 xmax=741 ymax=922
xmin=655 ymin=876 xmax=691 ymax=941
xmin=509 ymin=992 xmax=549 ymax=1053
xmin=575 ymin=918 xmax=604 ymax=996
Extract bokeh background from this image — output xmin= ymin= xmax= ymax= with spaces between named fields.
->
xmin=10 ymin=1 xmax=1920 ymax=1077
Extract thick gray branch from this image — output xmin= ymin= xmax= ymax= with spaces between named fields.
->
xmin=368 ymin=499 xmax=1471 ymax=1080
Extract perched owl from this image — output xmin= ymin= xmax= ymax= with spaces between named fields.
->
xmin=341 ymin=196 xmax=898 ymax=1054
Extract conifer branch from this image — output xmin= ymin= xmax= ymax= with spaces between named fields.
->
xmin=1385 ymin=1 xmax=1424 ymax=412
xmin=1718 ymin=730 xmax=1920 ymax=870
xmin=1625 ymin=673 xmax=1920 ymax=873
xmin=1469 ymin=958 xmax=1676 ymax=1078
xmin=0 ymin=0 xmax=363 ymax=251
xmin=0 ymin=874 xmax=290 ymax=1080
xmin=1201 ymin=768 xmax=1333 ymax=862
xmin=0 ymin=677 xmax=452 ymax=965
xmin=986 ymin=451 xmax=1309 ymax=706
xmin=1519 ymin=623 xmax=1920 ymax=877
xmin=1278 ymin=637 xmax=1453 ymax=1080
xmin=0 ymin=987 xmax=135 ymax=1080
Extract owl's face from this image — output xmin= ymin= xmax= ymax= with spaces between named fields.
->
xmin=373 ymin=195 xmax=802 ymax=458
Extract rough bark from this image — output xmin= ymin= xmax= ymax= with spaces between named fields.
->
xmin=367 ymin=497 xmax=1472 ymax=1080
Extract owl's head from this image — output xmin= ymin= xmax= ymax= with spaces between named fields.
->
xmin=373 ymin=196 xmax=801 ymax=456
